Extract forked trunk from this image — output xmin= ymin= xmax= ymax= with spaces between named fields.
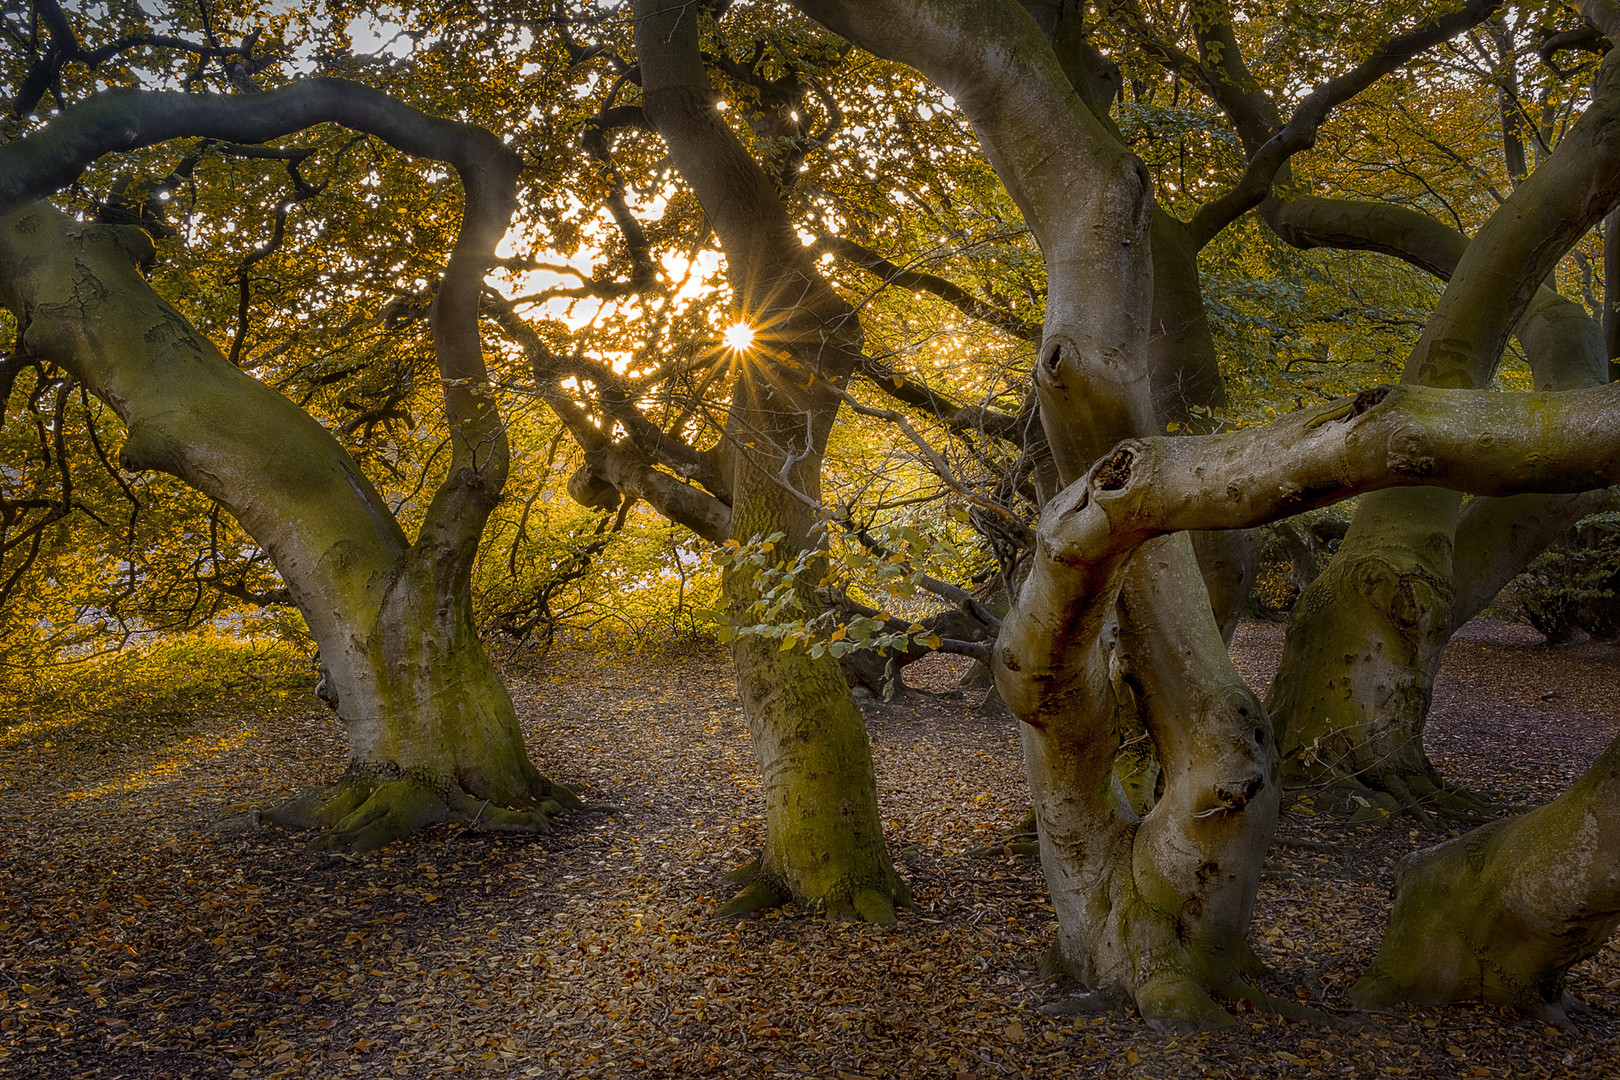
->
xmin=0 ymin=205 xmax=572 ymax=851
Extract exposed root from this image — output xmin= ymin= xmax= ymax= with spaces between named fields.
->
xmin=1135 ymin=972 xmax=1240 ymax=1033
xmin=713 ymin=872 xmax=791 ymax=919
xmin=722 ymin=853 xmax=763 ymax=885
xmin=1221 ymin=978 xmax=1351 ymax=1029
xmin=262 ymin=765 xmax=585 ymax=852
xmin=1299 ymin=769 xmax=1497 ymax=830
xmin=713 ymin=857 xmax=914 ymax=925
xmin=966 ymin=834 xmax=1040 ymax=858
xmin=1038 ymin=991 xmax=1123 ymax=1017
xmin=826 ymin=885 xmax=905 ymax=925
xmin=966 ymin=808 xmax=1042 ymax=858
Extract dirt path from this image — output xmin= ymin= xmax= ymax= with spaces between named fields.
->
xmin=1 ymin=622 xmax=1617 ymax=1078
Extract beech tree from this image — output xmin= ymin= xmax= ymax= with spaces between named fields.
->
xmin=12 ymin=0 xmax=1620 ymax=1033
xmin=776 ymin=0 xmax=1620 ymax=1027
xmin=0 ymin=68 xmax=580 ymax=849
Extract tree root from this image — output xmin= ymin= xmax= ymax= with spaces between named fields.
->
xmin=1221 ymin=978 xmax=1353 ymax=1029
xmin=261 ymin=767 xmax=588 ymax=852
xmin=1298 ymin=768 xmax=1496 ymax=830
xmin=965 ymin=808 xmax=1042 ymax=858
xmin=965 ymin=834 xmax=1040 ymax=858
xmin=712 ymin=854 xmax=914 ymax=924
xmin=713 ymin=872 xmax=793 ymax=919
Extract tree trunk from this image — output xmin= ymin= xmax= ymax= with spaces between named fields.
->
xmin=1352 ymin=734 xmax=1620 ymax=1029
xmin=786 ymin=0 xmax=1284 ymax=1022
xmin=1265 ymin=487 xmax=1461 ymax=820
xmin=635 ymin=0 xmax=907 ymax=921
xmin=719 ymin=400 xmax=908 ymax=920
xmin=1263 ymin=209 xmax=1612 ymax=819
xmin=0 ymin=205 xmax=574 ymax=850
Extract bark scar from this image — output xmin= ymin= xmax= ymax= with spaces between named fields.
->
xmin=1093 ymin=447 xmax=1134 ymax=491
xmin=1304 ymin=386 xmax=1393 ymax=429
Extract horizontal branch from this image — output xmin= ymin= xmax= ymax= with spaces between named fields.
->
xmin=1041 ymin=383 xmax=1620 ymax=570
xmin=0 ymin=79 xmax=513 ymax=218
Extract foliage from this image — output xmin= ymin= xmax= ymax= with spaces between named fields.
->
xmin=0 ymin=628 xmax=312 ymax=734
xmin=477 ymin=496 xmax=723 ymax=656
xmin=705 ymin=518 xmax=983 ymax=660
xmin=1514 ymin=508 xmax=1620 ymax=643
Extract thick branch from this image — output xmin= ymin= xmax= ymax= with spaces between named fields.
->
xmin=488 ymin=303 xmax=731 ymax=543
xmin=1043 ymin=384 xmax=1620 ymax=569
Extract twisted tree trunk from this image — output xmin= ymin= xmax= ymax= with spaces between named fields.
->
xmin=635 ymin=0 xmax=908 ymax=921
xmin=0 ymin=79 xmax=583 ymax=849
xmin=0 ymin=205 xmax=575 ymax=850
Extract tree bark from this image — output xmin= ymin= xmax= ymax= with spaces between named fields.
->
xmin=1351 ymin=734 xmax=1620 ymax=1029
xmin=1171 ymin=4 xmax=1619 ymax=818
xmin=634 ymin=0 xmax=908 ymax=921
xmin=0 ymin=205 xmax=575 ymax=849
xmin=1263 ymin=184 xmax=1614 ymax=817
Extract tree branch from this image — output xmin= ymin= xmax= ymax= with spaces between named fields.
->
xmin=1188 ymin=0 xmax=1504 ymax=248
xmin=814 ymin=232 xmax=1040 ymax=341
xmin=1043 ymin=384 xmax=1620 ymax=570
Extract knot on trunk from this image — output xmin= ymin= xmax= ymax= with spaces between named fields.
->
xmin=1386 ymin=426 xmax=1436 ymax=478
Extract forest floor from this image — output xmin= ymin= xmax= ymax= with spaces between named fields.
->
xmin=1 ymin=619 xmax=1618 ymax=1079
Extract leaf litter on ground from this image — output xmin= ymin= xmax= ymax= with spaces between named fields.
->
xmin=0 ymin=620 xmax=1617 ymax=1078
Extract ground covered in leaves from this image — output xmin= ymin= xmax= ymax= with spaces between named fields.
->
xmin=2 ymin=620 xmax=1618 ymax=1079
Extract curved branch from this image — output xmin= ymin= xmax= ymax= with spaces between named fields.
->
xmin=1043 ymin=384 xmax=1620 ymax=570
xmin=1188 ymin=0 xmax=1504 ymax=248
xmin=0 ymin=77 xmax=522 ymax=565
xmin=487 ymin=302 xmax=731 ymax=543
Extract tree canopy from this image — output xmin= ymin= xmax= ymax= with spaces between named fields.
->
xmin=7 ymin=0 xmax=1620 ymax=1036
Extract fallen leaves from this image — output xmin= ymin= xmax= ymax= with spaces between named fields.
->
xmin=0 ymin=627 xmax=1617 ymax=1077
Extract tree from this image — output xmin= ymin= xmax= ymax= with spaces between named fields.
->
xmin=783 ymin=0 xmax=1620 ymax=1027
xmin=0 ymin=74 xmax=579 ymax=850
xmin=12 ymin=0 xmax=1620 ymax=1031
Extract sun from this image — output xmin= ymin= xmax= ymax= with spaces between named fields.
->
xmin=722 ymin=320 xmax=755 ymax=352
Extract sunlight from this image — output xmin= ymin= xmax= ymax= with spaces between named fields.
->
xmin=723 ymin=320 xmax=756 ymax=352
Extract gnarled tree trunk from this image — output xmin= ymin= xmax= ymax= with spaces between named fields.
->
xmin=635 ymin=0 xmax=908 ymax=921
xmin=0 ymin=204 xmax=575 ymax=849
xmin=791 ymin=0 xmax=1281 ymax=1026
xmin=1352 ymin=733 xmax=1620 ymax=1029
xmin=0 ymin=81 xmax=589 ymax=849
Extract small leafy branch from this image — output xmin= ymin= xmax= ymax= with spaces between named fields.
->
xmin=702 ymin=524 xmax=969 ymax=660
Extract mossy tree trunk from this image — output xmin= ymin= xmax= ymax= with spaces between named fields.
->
xmin=1265 ymin=211 xmax=1615 ymax=821
xmin=1204 ymin=50 xmax=1610 ymax=816
xmin=635 ymin=0 xmax=908 ymax=921
xmin=1153 ymin=2 xmax=1617 ymax=820
xmin=0 ymin=82 xmax=580 ymax=850
xmin=1352 ymin=734 xmax=1620 ymax=1028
